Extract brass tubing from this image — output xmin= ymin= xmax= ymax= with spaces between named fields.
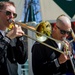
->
xmin=11 ymin=21 xmax=75 ymax=55
xmin=14 ymin=21 xmax=63 ymax=43
xmin=23 ymin=33 xmax=64 ymax=54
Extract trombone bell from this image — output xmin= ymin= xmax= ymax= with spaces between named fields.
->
xmin=36 ymin=21 xmax=52 ymax=42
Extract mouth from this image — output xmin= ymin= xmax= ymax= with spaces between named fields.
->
xmin=61 ymin=37 xmax=65 ymax=41
xmin=6 ymin=19 xmax=12 ymax=27
xmin=7 ymin=18 xmax=10 ymax=22
xmin=7 ymin=19 xmax=13 ymax=24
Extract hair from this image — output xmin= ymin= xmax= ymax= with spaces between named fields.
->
xmin=0 ymin=1 xmax=15 ymax=10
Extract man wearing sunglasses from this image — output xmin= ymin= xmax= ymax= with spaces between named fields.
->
xmin=32 ymin=14 xmax=75 ymax=75
xmin=0 ymin=1 xmax=27 ymax=75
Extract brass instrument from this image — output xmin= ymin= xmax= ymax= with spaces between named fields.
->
xmin=8 ymin=20 xmax=74 ymax=54
xmin=36 ymin=21 xmax=52 ymax=42
xmin=8 ymin=20 xmax=75 ymax=74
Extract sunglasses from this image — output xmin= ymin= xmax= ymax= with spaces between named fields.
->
xmin=56 ymin=26 xmax=72 ymax=35
xmin=0 ymin=10 xmax=17 ymax=18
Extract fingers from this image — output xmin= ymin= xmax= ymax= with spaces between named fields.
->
xmin=58 ymin=53 xmax=69 ymax=64
xmin=8 ymin=24 xmax=25 ymax=38
xmin=15 ymin=24 xmax=24 ymax=33
xmin=63 ymin=40 xmax=72 ymax=55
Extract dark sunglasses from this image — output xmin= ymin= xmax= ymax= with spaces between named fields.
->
xmin=0 ymin=10 xmax=17 ymax=18
xmin=56 ymin=26 xmax=72 ymax=35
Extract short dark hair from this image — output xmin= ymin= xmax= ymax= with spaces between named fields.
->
xmin=0 ymin=1 xmax=15 ymax=10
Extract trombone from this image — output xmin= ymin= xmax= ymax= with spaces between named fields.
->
xmin=8 ymin=20 xmax=74 ymax=54
xmin=9 ymin=20 xmax=75 ymax=74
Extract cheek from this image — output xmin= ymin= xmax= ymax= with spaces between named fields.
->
xmin=55 ymin=30 xmax=60 ymax=35
xmin=0 ymin=15 xmax=5 ymax=23
xmin=56 ymin=31 xmax=62 ymax=38
xmin=1 ymin=14 xmax=7 ymax=21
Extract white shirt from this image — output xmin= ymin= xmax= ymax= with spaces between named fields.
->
xmin=56 ymin=41 xmax=64 ymax=50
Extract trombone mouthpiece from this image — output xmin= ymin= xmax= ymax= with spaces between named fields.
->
xmin=9 ymin=19 xmax=12 ymax=23
xmin=62 ymin=37 xmax=66 ymax=41
xmin=9 ymin=19 xmax=14 ymax=23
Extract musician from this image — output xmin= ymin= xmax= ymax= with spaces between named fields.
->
xmin=32 ymin=14 xmax=75 ymax=75
xmin=0 ymin=1 xmax=27 ymax=75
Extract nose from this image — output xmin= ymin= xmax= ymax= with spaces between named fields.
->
xmin=8 ymin=13 xmax=14 ymax=19
xmin=10 ymin=13 xmax=14 ymax=18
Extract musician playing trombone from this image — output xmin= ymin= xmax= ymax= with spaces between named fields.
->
xmin=32 ymin=14 xmax=75 ymax=75
xmin=0 ymin=1 xmax=27 ymax=75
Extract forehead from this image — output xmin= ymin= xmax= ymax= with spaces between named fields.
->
xmin=57 ymin=17 xmax=71 ymax=31
xmin=6 ymin=5 xmax=16 ymax=12
xmin=58 ymin=23 xmax=71 ymax=31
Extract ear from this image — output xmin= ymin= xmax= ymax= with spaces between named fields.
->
xmin=53 ymin=25 xmax=57 ymax=31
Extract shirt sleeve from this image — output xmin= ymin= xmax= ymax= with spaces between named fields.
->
xmin=54 ymin=58 xmax=60 ymax=67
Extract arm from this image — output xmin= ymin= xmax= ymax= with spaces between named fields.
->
xmin=13 ymin=37 xmax=27 ymax=64
xmin=32 ymin=42 xmax=60 ymax=74
xmin=0 ymin=34 xmax=11 ymax=62
xmin=6 ymin=25 xmax=27 ymax=64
